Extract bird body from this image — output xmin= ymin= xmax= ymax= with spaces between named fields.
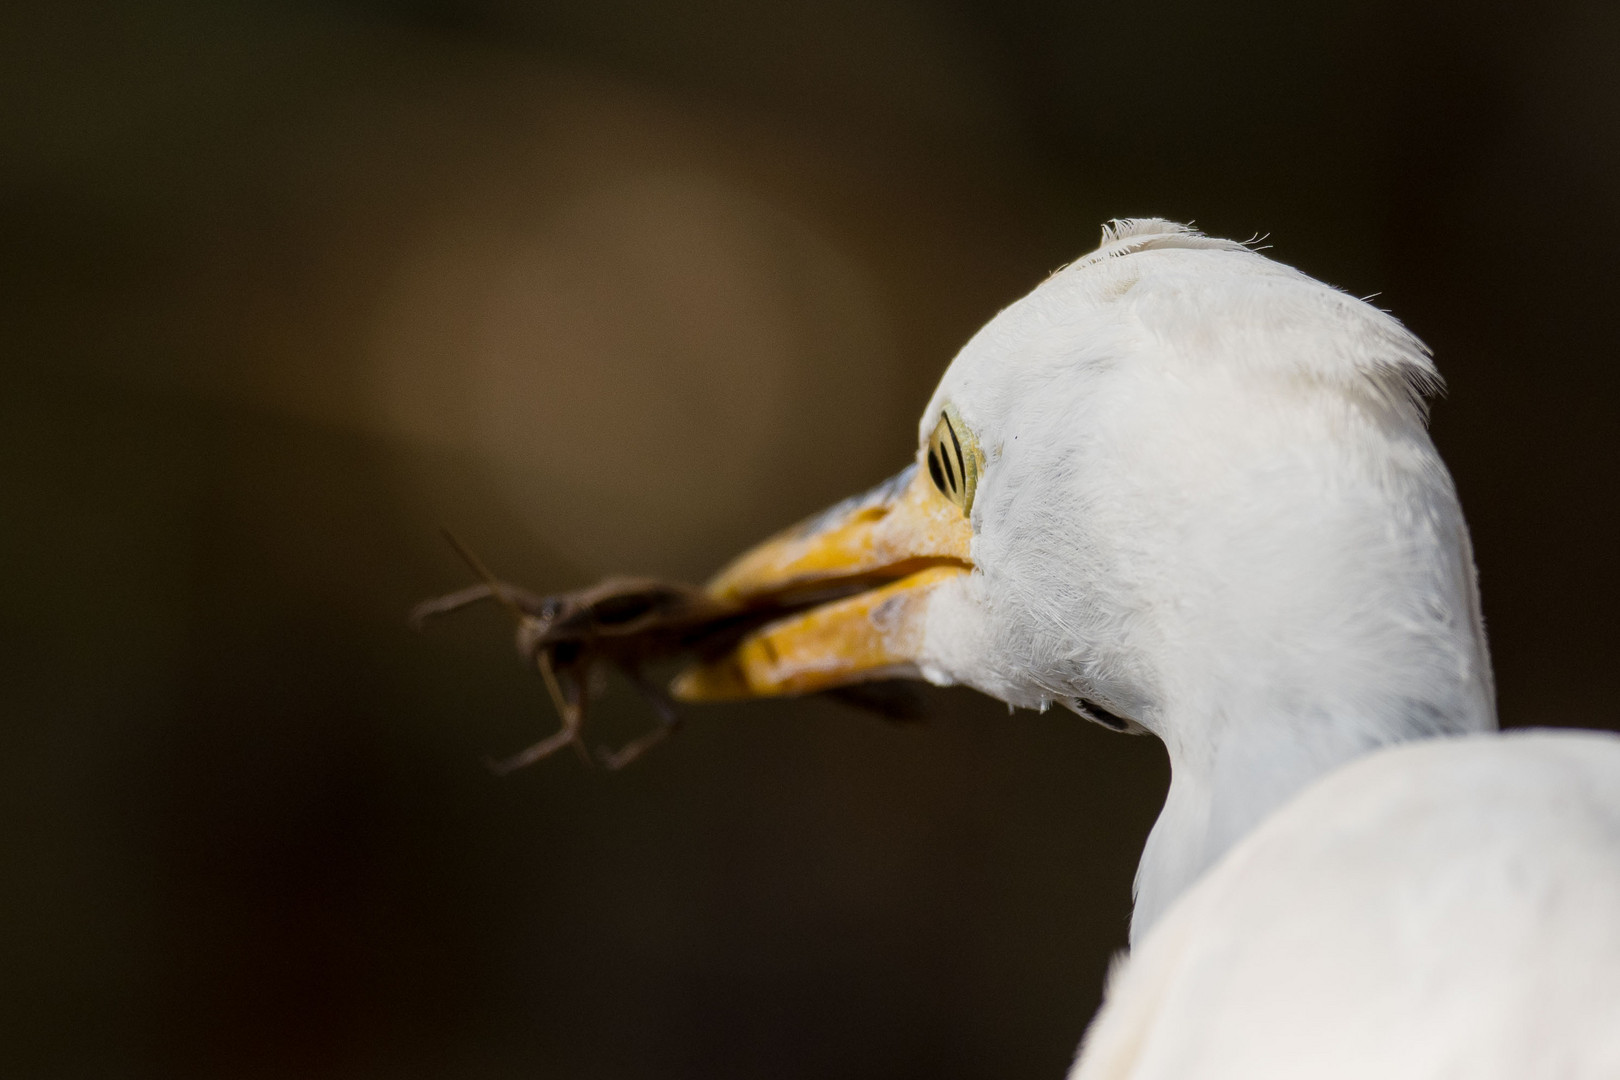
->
xmin=1072 ymin=730 xmax=1620 ymax=1079
xmin=664 ymin=219 xmax=1619 ymax=1074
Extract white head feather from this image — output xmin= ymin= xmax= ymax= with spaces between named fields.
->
xmin=911 ymin=220 xmax=1496 ymax=940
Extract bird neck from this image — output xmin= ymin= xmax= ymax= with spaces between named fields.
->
xmin=1131 ymin=691 xmax=1496 ymax=945
xmin=1127 ymin=558 xmax=1497 ymax=946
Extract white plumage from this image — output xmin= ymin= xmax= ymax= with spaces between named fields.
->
xmin=902 ymin=221 xmax=1619 ymax=1075
xmin=689 ymin=218 xmax=1620 ymax=1075
xmin=1072 ymin=731 xmax=1620 ymax=1078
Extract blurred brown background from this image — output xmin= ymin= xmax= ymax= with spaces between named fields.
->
xmin=4 ymin=0 xmax=1619 ymax=1076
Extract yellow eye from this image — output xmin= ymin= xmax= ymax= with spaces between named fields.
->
xmin=925 ymin=403 xmax=983 ymax=516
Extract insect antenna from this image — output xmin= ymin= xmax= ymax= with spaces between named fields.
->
xmin=441 ymin=529 xmax=524 ymax=623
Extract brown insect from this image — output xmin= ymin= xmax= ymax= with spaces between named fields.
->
xmin=410 ymin=533 xmax=763 ymax=770
xmin=412 ymin=533 xmax=928 ymax=771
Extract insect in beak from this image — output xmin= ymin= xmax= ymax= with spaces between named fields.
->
xmin=412 ymin=532 xmax=737 ymax=770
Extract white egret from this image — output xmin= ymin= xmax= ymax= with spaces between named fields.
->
xmin=673 ymin=219 xmax=1620 ymax=1076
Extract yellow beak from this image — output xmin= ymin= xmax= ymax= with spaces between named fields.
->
xmin=671 ymin=463 xmax=973 ymax=700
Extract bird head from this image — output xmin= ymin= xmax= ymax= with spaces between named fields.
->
xmin=673 ymin=219 xmax=1490 ymax=751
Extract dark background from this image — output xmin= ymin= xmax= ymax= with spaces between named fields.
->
xmin=5 ymin=1 xmax=1619 ymax=1076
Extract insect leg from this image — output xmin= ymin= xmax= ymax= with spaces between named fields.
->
xmin=597 ymin=663 xmax=683 ymax=771
xmin=487 ymin=649 xmax=590 ymax=773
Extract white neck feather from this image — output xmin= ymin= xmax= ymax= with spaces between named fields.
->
xmin=1127 ymin=499 xmax=1497 ymax=943
xmin=1131 ymin=695 xmax=1493 ymax=942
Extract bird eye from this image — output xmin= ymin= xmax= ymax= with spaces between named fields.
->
xmin=925 ymin=404 xmax=983 ymax=516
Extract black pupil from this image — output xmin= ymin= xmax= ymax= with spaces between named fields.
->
xmin=927 ymin=447 xmax=947 ymax=495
